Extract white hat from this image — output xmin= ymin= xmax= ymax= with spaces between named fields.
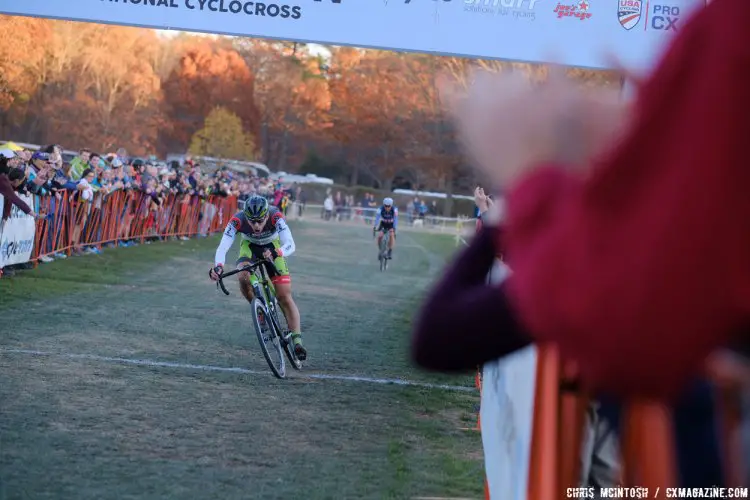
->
xmin=0 ymin=148 xmax=16 ymax=159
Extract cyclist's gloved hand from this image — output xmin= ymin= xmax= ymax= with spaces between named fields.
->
xmin=209 ymin=264 xmax=223 ymax=281
xmin=262 ymin=249 xmax=279 ymax=261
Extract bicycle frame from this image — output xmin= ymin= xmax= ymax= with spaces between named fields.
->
xmin=249 ymin=265 xmax=275 ymax=305
xmin=375 ymin=228 xmax=395 ymax=248
xmin=216 ymin=261 xmax=285 ymax=336
xmin=379 ymin=232 xmax=389 ymax=256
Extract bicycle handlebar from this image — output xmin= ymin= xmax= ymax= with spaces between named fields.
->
xmin=373 ymin=227 xmax=396 ymax=239
xmin=215 ymin=260 xmax=279 ymax=296
xmin=216 ymin=268 xmax=241 ymax=295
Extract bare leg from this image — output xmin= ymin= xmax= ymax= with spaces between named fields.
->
xmin=275 ymin=281 xmax=306 ymax=359
xmin=238 ymin=270 xmax=256 ymax=304
xmin=274 ymin=282 xmax=300 ymax=332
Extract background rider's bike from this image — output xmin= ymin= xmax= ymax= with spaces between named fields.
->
xmin=373 ymin=228 xmax=394 ymax=272
xmin=215 ymin=261 xmax=302 ymax=379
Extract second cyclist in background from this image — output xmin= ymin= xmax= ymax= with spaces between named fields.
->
xmin=373 ymin=197 xmax=398 ymax=259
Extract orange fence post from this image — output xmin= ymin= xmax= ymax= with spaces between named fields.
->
xmin=619 ymin=355 xmax=749 ymax=493
xmin=621 ymin=400 xmax=678 ymax=490
xmin=558 ymin=360 xmax=588 ymax=494
xmin=526 ymin=345 xmax=591 ymax=500
xmin=528 ymin=344 xmax=561 ymax=500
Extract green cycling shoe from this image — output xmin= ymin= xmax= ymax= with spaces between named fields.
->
xmin=290 ymin=332 xmax=307 ymax=361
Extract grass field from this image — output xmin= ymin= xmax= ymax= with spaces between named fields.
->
xmin=0 ymin=220 xmax=483 ymax=500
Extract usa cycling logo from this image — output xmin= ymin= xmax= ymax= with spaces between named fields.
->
xmin=618 ymin=0 xmax=642 ymax=30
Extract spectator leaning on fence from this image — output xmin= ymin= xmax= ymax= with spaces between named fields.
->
xmin=0 ymin=157 xmax=43 ymax=222
xmin=422 ymin=0 xmax=749 ymax=487
xmin=2 ymin=145 xmax=268 ymax=273
xmin=411 ymin=186 xmax=623 ymax=489
xmin=0 ymin=156 xmax=46 ymax=278
xmin=444 ymin=0 xmax=750 ymax=403
xmin=69 ymin=148 xmax=90 ymax=181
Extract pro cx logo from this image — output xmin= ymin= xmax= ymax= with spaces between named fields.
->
xmin=649 ymin=4 xmax=680 ymax=31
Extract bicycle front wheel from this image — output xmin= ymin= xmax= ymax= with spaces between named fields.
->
xmin=251 ymin=298 xmax=286 ymax=379
xmin=379 ymin=236 xmax=388 ymax=272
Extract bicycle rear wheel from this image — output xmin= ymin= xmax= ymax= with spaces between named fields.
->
xmin=251 ymin=298 xmax=286 ymax=379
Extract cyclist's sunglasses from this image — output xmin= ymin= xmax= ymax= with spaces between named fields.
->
xmin=248 ymin=216 xmax=267 ymax=224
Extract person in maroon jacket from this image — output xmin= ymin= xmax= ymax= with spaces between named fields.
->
xmin=412 ymin=197 xmax=529 ymax=371
xmin=0 ymin=163 xmax=43 ymax=222
xmin=434 ymin=0 xmax=749 ymax=403
xmin=1 ymin=162 xmax=45 ymax=278
xmin=414 ymin=0 xmax=747 ymax=487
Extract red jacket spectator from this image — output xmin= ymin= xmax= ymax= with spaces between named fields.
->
xmin=503 ymin=0 xmax=750 ymax=401
xmin=1 ymin=171 xmax=33 ymax=220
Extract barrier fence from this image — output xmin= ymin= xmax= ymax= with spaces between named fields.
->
xmin=0 ymin=190 xmax=238 ymax=268
xmin=292 ymin=202 xmax=474 ymax=238
xmin=476 ymin=220 xmax=747 ymax=498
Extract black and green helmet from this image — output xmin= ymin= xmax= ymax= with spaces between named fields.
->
xmin=244 ymin=195 xmax=270 ymax=221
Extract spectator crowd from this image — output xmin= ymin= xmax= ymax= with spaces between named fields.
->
xmin=0 ymin=140 xmax=453 ymax=281
xmin=0 ymin=142 xmax=302 ymax=279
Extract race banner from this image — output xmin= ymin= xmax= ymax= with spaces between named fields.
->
xmin=480 ymin=259 xmax=538 ymax=500
xmin=0 ymin=194 xmax=37 ymax=268
xmin=0 ymin=0 xmax=703 ymax=70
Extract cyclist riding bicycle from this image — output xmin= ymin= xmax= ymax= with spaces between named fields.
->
xmin=209 ymin=195 xmax=307 ymax=360
xmin=373 ymin=197 xmax=398 ymax=259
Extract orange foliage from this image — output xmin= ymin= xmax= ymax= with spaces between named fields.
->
xmin=327 ymin=50 xmax=421 ymax=189
xmin=239 ymin=40 xmax=331 ymax=169
xmin=0 ymin=16 xmax=50 ymax=116
xmin=0 ymin=15 xmax=616 ymax=191
xmin=43 ymin=25 xmax=163 ymax=154
xmin=161 ymin=43 xmax=260 ymax=156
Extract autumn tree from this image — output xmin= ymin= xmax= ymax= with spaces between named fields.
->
xmin=399 ymin=55 xmax=616 ymax=210
xmin=397 ymin=54 xmax=476 ymax=214
xmin=33 ymin=24 xmax=162 ymax=154
xmin=188 ymin=106 xmax=256 ymax=160
xmin=161 ymin=42 xmax=260 ymax=156
xmin=0 ymin=16 xmax=51 ymax=137
xmin=327 ymin=50 xmax=419 ymax=190
xmin=0 ymin=17 xmax=625 ymax=191
xmin=0 ymin=18 xmax=165 ymax=154
xmin=237 ymin=39 xmax=330 ymax=170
